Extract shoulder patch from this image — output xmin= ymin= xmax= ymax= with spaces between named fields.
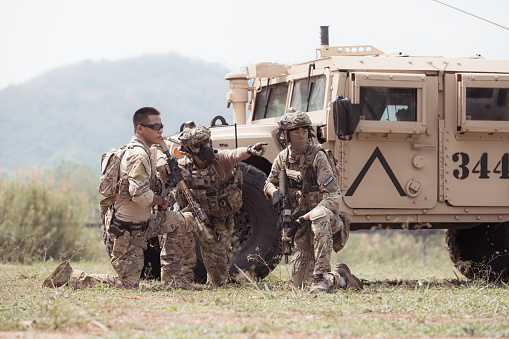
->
xmin=323 ymin=176 xmax=334 ymax=187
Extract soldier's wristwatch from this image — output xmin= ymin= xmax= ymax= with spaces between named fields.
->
xmin=162 ymin=196 xmax=168 ymax=205
xmin=246 ymin=145 xmax=254 ymax=155
xmin=298 ymin=216 xmax=306 ymax=224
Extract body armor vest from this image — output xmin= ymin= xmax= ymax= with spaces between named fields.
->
xmin=283 ymin=146 xmax=323 ymax=217
xmin=177 ymin=158 xmax=243 ymax=218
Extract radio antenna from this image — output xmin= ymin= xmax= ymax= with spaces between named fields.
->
xmin=432 ymin=0 xmax=509 ymax=31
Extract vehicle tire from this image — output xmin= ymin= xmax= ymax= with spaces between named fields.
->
xmin=445 ymin=222 xmax=509 ymax=281
xmin=193 ymin=162 xmax=281 ymax=283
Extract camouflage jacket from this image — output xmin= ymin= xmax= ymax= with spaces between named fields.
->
xmin=114 ymin=136 xmax=161 ymax=223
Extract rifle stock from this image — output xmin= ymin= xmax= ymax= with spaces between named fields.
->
xmin=159 ymin=140 xmax=212 ymax=240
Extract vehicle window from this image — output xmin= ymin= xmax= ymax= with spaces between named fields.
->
xmin=290 ymin=75 xmax=326 ymax=112
xmin=253 ymin=82 xmax=289 ymax=120
xmin=360 ymin=87 xmax=417 ymax=121
xmin=466 ymin=88 xmax=509 ymax=121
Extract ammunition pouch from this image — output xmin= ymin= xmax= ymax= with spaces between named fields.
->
xmin=287 ymin=169 xmax=303 ymax=189
xmin=191 ymin=185 xmax=242 ymax=218
xmin=289 ymin=189 xmax=322 ymax=216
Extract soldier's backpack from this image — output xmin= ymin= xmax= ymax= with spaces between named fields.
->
xmin=98 ymin=145 xmax=129 ymax=199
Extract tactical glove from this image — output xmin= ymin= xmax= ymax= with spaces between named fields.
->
xmin=247 ymin=142 xmax=268 ymax=157
xmin=286 ymin=220 xmax=301 ymax=238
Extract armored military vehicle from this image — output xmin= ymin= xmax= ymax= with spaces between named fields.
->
xmin=104 ymin=26 xmax=509 ymax=282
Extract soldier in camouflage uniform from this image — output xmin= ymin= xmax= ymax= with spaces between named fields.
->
xmin=43 ymin=107 xmax=187 ymax=290
xmin=160 ymin=121 xmax=266 ymax=287
xmin=264 ymin=109 xmax=362 ymax=292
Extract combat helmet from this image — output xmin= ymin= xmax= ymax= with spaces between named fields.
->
xmin=178 ymin=121 xmax=216 ymax=160
xmin=277 ymin=108 xmax=315 ymax=144
xmin=179 ymin=121 xmax=211 ymax=149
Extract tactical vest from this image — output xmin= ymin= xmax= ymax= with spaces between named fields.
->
xmin=176 ymin=157 xmax=243 ymax=218
xmin=282 ymin=146 xmax=324 ymax=216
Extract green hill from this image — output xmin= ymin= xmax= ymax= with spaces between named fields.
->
xmin=0 ymin=53 xmax=233 ymax=172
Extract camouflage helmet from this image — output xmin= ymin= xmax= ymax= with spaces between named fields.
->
xmin=278 ymin=108 xmax=313 ymax=130
xmin=276 ymin=108 xmax=315 ymax=147
xmin=178 ymin=121 xmax=211 ymax=148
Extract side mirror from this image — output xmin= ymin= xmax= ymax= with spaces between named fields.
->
xmin=333 ymin=96 xmax=360 ymax=140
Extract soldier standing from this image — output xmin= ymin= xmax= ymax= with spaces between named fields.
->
xmin=163 ymin=121 xmax=266 ymax=287
xmin=264 ymin=109 xmax=362 ymax=292
xmin=43 ymin=107 xmax=187 ymax=290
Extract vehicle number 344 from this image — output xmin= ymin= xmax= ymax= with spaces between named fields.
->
xmin=452 ymin=152 xmax=509 ymax=180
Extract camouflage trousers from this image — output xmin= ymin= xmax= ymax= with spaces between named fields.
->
xmin=159 ymin=227 xmax=185 ymax=282
xmin=183 ymin=213 xmax=235 ymax=286
xmin=69 ymin=209 xmax=184 ymax=290
xmin=180 ymin=229 xmax=197 ymax=282
xmin=292 ymin=207 xmax=342 ymax=288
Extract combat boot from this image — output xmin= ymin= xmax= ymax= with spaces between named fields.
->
xmin=42 ymin=260 xmax=73 ymax=288
xmin=334 ymin=263 xmax=363 ymax=290
xmin=310 ymin=274 xmax=332 ymax=293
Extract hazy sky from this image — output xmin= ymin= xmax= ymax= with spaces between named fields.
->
xmin=0 ymin=0 xmax=508 ymax=90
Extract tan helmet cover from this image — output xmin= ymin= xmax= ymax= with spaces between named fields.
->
xmin=278 ymin=110 xmax=312 ymax=130
xmin=179 ymin=123 xmax=211 ymax=147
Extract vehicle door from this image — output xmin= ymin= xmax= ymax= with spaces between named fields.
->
xmin=444 ymin=73 xmax=509 ymax=207
xmin=342 ymin=72 xmax=439 ymax=209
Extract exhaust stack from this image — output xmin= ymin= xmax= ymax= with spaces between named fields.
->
xmin=225 ymin=72 xmax=249 ymax=125
xmin=320 ymin=26 xmax=329 ymax=47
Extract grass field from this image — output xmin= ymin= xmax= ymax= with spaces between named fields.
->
xmin=0 ymin=231 xmax=508 ymax=338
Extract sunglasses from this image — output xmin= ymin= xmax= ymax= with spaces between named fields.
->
xmin=139 ymin=123 xmax=164 ymax=131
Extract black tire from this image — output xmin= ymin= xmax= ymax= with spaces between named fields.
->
xmin=445 ymin=222 xmax=509 ymax=282
xmin=193 ymin=162 xmax=281 ymax=283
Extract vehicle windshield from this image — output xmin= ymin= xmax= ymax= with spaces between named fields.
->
xmin=253 ymin=82 xmax=289 ymax=120
xmin=291 ymin=75 xmax=326 ymax=112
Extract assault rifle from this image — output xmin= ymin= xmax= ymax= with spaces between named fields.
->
xmin=274 ymin=169 xmax=293 ymax=264
xmin=159 ymin=139 xmax=211 ymax=240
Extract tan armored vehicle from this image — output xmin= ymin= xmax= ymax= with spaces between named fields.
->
xmin=151 ymin=26 xmax=508 ymax=282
